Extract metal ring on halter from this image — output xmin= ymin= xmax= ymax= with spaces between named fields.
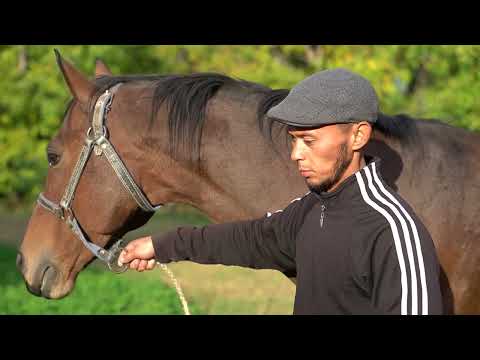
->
xmin=105 ymin=240 xmax=129 ymax=273
xmin=107 ymin=258 xmax=129 ymax=274
xmin=86 ymin=126 xmax=107 ymax=140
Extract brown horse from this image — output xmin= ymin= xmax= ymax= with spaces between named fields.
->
xmin=18 ymin=51 xmax=480 ymax=314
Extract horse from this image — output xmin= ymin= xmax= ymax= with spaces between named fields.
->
xmin=18 ymin=51 xmax=480 ymax=314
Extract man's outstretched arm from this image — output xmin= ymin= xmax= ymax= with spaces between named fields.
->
xmin=119 ymin=195 xmax=313 ymax=275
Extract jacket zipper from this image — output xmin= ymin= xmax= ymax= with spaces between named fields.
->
xmin=320 ymin=204 xmax=326 ymax=228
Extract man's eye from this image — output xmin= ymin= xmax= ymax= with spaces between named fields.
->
xmin=304 ymin=139 xmax=315 ymax=145
xmin=47 ymin=153 xmax=60 ymax=167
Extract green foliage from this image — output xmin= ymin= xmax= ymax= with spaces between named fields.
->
xmin=0 ymin=244 xmax=201 ymax=314
xmin=2 ymin=45 xmax=480 ymax=207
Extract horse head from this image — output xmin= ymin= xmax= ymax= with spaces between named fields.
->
xmin=17 ymin=51 xmax=177 ymax=299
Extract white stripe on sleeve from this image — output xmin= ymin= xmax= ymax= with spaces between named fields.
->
xmin=356 ymin=171 xmax=409 ymax=315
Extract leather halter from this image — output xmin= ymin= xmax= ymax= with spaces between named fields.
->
xmin=37 ymin=83 xmax=162 ymax=273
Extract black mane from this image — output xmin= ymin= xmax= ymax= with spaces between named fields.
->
xmin=374 ymin=113 xmax=418 ymax=143
xmin=90 ymin=73 xmax=417 ymax=167
xmin=151 ymin=73 xmax=254 ymax=164
xmin=92 ymin=73 xmax=272 ymax=167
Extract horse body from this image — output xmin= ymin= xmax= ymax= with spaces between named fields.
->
xmin=18 ymin=54 xmax=480 ymax=313
xmin=367 ymin=121 xmax=480 ymax=314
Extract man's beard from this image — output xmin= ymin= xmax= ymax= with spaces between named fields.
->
xmin=307 ymin=142 xmax=353 ymax=194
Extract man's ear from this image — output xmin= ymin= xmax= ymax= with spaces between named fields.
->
xmin=352 ymin=122 xmax=372 ymax=151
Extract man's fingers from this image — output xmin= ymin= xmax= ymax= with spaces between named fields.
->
xmin=118 ymin=250 xmax=127 ymax=265
xmin=129 ymin=259 xmax=140 ymax=270
xmin=137 ymin=260 xmax=148 ymax=272
xmin=118 ymin=239 xmax=144 ymax=264
xmin=118 ymin=242 xmax=135 ymax=263
xmin=117 ymin=237 xmax=155 ymax=269
xmin=119 ymin=248 xmax=134 ymax=265
xmin=147 ymin=259 xmax=156 ymax=270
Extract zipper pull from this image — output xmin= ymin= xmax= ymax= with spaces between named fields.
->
xmin=320 ymin=204 xmax=326 ymax=228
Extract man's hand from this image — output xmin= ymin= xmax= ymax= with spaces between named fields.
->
xmin=118 ymin=236 xmax=157 ymax=272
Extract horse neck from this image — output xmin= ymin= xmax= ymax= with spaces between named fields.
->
xmin=138 ymin=87 xmax=308 ymax=223
xmin=191 ymin=90 xmax=308 ymax=222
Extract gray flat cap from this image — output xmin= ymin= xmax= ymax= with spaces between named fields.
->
xmin=267 ymin=68 xmax=379 ymax=127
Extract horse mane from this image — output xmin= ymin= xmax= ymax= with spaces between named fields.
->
xmin=150 ymin=73 xmax=262 ymax=165
xmin=92 ymin=73 xmax=275 ymax=167
xmin=91 ymin=73 xmax=418 ymax=168
xmin=257 ymin=89 xmax=290 ymax=142
xmin=373 ymin=113 xmax=419 ymax=143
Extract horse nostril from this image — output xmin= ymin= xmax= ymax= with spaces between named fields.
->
xmin=16 ymin=252 xmax=24 ymax=273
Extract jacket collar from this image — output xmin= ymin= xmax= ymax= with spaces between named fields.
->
xmin=312 ymin=155 xmax=382 ymax=202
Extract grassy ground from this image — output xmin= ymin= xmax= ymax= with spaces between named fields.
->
xmin=0 ymin=243 xmax=202 ymax=314
xmin=0 ymin=204 xmax=295 ymax=315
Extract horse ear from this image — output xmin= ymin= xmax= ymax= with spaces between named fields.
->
xmin=95 ymin=58 xmax=113 ymax=78
xmin=54 ymin=49 xmax=96 ymax=106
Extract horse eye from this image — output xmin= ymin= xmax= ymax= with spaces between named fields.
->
xmin=47 ymin=152 xmax=60 ymax=167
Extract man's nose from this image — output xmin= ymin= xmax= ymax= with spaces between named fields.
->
xmin=291 ymin=142 xmax=304 ymax=161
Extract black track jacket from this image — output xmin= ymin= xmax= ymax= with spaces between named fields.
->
xmin=152 ymin=157 xmax=444 ymax=315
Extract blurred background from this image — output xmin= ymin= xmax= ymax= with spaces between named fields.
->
xmin=1 ymin=45 xmax=479 ymax=314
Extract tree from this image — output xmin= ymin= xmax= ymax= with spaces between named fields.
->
xmin=1 ymin=45 xmax=479 ymax=207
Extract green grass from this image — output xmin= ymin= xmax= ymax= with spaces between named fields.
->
xmin=152 ymin=262 xmax=295 ymax=314
xmin=0 ymin=244 xmax=201 ymax=315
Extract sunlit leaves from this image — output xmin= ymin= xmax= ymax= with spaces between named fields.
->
xmin=1 ymin=45 xmax=479 ymax=206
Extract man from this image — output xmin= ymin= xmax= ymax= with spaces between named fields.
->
xmin=118 ymin=68 xmax=444 ymax=315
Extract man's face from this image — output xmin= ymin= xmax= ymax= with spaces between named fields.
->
xmin=288 ymin=124 xmax=354 ymax=193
